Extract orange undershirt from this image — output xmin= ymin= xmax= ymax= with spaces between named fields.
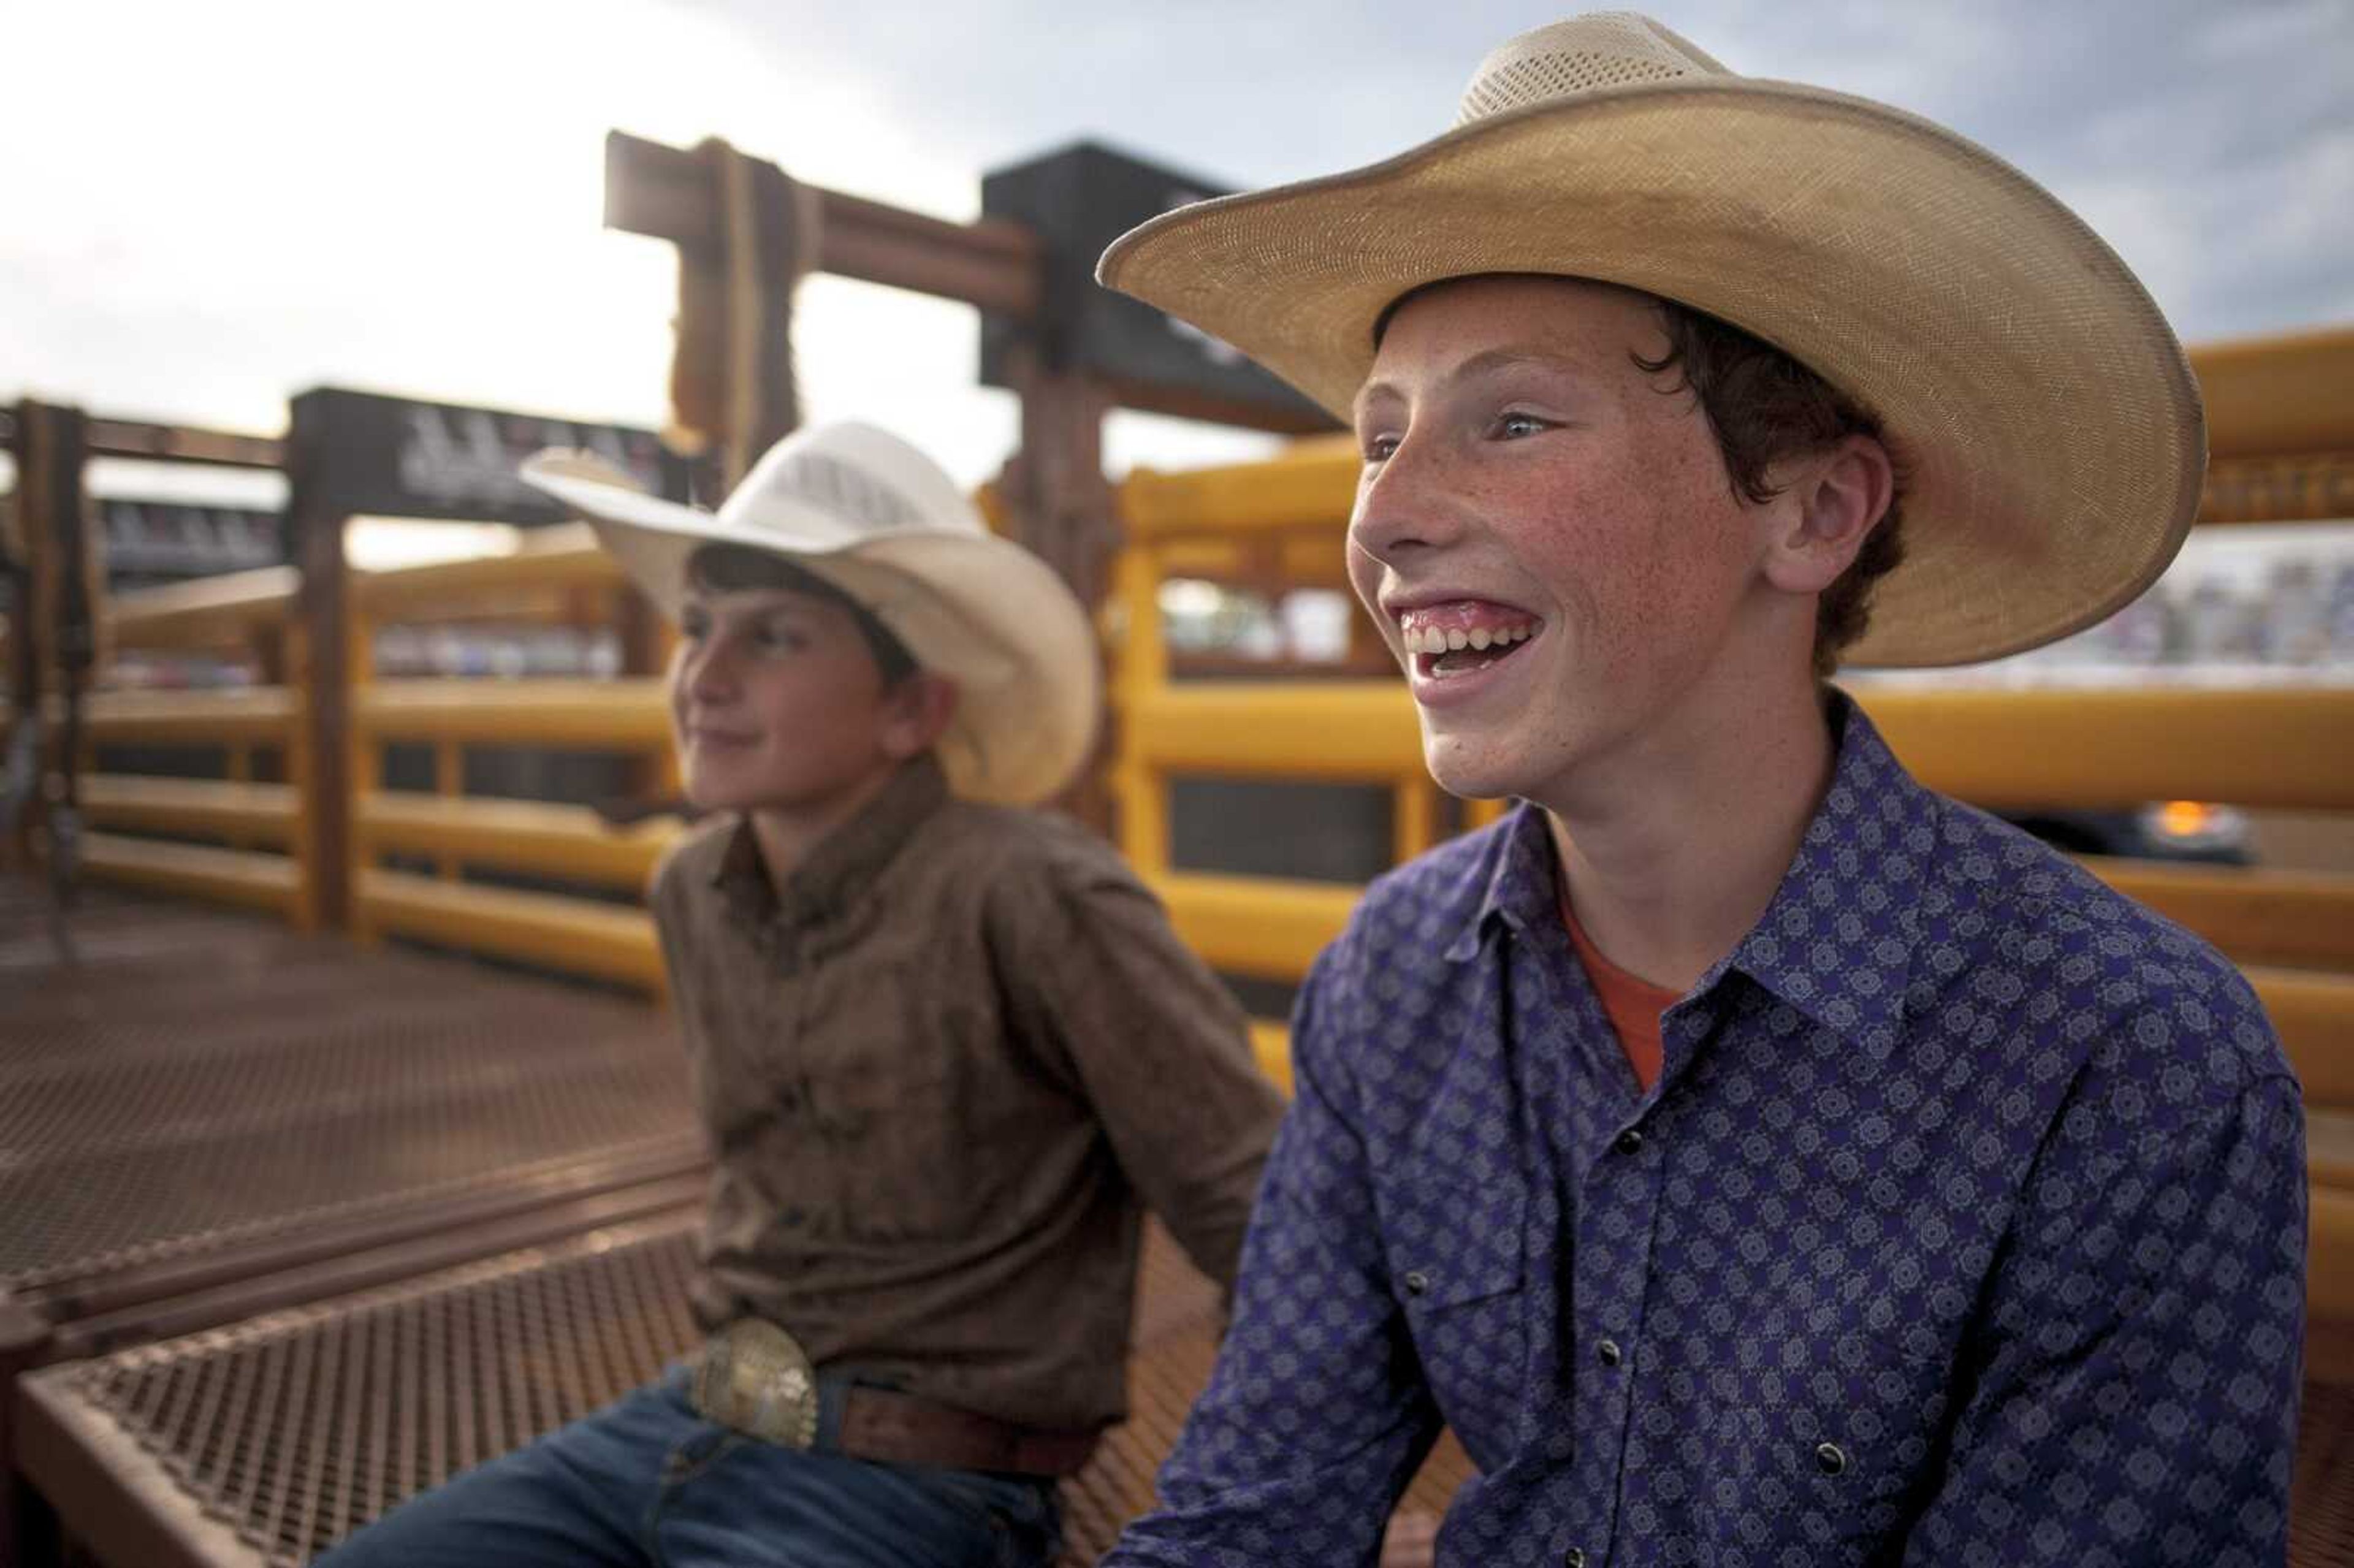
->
xmin=1558 ymin=892 xmax=1680 ymax=1094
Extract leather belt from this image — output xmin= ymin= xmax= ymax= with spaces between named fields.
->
xmin=690 ymin=1318 xmax=1097 ymax=1479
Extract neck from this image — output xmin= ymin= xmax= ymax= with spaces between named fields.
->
xmin=1537 ymin=668 xmax=1835 ymax=995
xmin=746 ymin=763 xmax=907 ymax=891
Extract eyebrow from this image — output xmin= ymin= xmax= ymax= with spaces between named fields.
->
xmin=1354 ymin=347 xmax=1590 ymax=422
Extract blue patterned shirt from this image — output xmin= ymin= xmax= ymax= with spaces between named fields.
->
xmin=1109 ymin=693 xmax=2306 ymax=1567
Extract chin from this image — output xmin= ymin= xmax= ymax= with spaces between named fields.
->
xmin=1421 ymin=736 xmax=1536 ymax=810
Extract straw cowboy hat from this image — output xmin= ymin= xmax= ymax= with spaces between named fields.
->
xmin=522 ymin=422 xmax=1099 ymax=807
xmin=1098 ymin=12 xmax=2204 ymax=667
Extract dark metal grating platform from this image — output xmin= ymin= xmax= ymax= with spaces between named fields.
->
xmin=17 ymin=1215 xmax=1472 ymax=1567
xmin=1 ymin=885 xmax=699 ymax=1310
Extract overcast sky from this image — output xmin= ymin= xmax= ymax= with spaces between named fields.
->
xmin=4 ymin=0 xmax=2348 ymax=509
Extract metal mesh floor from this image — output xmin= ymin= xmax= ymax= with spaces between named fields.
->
xmin=1 ymin=883 xmax=697 ymax=1303
xmin=19 ymin=1214 xmax=1468 ymax=1567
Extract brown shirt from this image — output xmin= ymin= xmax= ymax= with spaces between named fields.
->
xmin=649 ymin=755 xmax=1285 ymax=1432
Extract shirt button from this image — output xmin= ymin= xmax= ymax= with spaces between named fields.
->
xmin=1596 ymin=1338 xmax=1623 ymax=1368
xmin=1816 ymin=1441 xmax=1848 ymax=1476
xmin=1403 ymin=1270 xmax=1431 ymax=1297
xmin=1614 ymin=1128 xmax=1644 ymax=1155
xmin=1564 ymin=1549 xmax=1586 ymax=1567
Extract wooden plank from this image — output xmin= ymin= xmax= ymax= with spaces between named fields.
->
xmin=603 ymin=131 xmax=1042 ymax=321
xmin=356 ymin=679 xmax=670 ymax=747
xmin=357 ymin=869 xmax=665 ymax=991
xmin=82 ymin=416 xmax=284 ymax=471
xmin=358 ymin=793 xmax=677 ymax=888
xmin=82 ymin=777 xmax=297 ymax=843
xmin=78 ymin=834 xmax=300 ymax=916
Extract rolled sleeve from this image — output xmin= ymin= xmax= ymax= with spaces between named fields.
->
xmin=1107 ymin=948 xmax=1440 ymax=1567
xmin=1902 ymin=1070 xmax=2307 ymax=1565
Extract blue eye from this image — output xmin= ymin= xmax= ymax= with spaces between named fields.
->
xmin=1495 ymin=411 xmax=1548 ymax=440
xmin=1360 ymin=433 xmax=1400 ymax=465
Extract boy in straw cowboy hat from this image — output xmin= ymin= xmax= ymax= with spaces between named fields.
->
xmin=315 ymin=422 xmax=1286 ymax=1568
xmin=1097 ymin=13 xmax=2306 ymax=1566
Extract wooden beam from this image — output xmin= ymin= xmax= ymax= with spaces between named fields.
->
xmin=82 ymin=417 xmax=284 ymax=471
xmin=604 ymin=131 xmax=1042 ymax=321
xmin=285 ymin=389 xmax=353 ymax=931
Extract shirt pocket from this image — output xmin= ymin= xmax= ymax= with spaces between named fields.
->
xmin=1689 ymin=1361 xmax=1938 ymax=1560
xmin=1375 ymin=1178 xmax=1529 ymax=1457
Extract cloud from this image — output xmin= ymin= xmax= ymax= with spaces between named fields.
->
xmin=1 ymin=0 xmax=2345 ymax=504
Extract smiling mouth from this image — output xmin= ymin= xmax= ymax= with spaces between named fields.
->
xmin=1397 ymin=609 xmax=1542 ymax=680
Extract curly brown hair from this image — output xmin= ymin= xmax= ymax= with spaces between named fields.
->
xmin=1632 ymin=299 xmax=1907 ymax=677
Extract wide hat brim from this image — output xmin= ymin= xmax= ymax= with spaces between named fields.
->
xmin=523 ymin=460 xmax=1100 ymax=808
xmin=1100 ymin=77 xmax=2206 ymax=668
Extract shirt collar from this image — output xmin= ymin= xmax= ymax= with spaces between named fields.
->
xmin=1452 ymin=688 xmax=1932 ymax=1049
xmin=712 ymin=752 xmax=951 ymax=927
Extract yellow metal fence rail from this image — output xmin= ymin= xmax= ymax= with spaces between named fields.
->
xmin=85 ymin=568 xmax=313 ymax=923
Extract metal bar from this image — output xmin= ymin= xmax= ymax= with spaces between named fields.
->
xmin=51 ymin=1178 xmax=707 ymax=1359
xmin=358 ymin=792 xmax=676 ymax=888
xmin=83 ymin=417 xmax=284 ymax=471
xmin=15 ymin=1376 xmax=261 ymax=1568
xmin=2190 ymin=324 xmax=2354 ymax=463
xmin=2200 ymin=451 xmax=2354 ymax=527
xmin=2087 ymin=859 xmax=2354 ymax=974
xmin=357 ymin=868 xmax=666 ymax=991
xmin=77 ymin=834 xmax=302 ymax=915
xmin=80 ymin=776 xmax=298 ymax=844
xmin=79 ymin=687 xmax=299 ymax=744
xmin=356 ymin=678 xmax=670 ymax=747
xmin=604 ymin=131 xmax=1042 ymax=320
xmin=1126 ymin=681 xmax=2354 ymax=812
xmin=27 ymin=1137 xmax=708 ymax=1324
xmin=1152 ymin=871 xmax=1357 ymax=981
xmin=1122 ymin=433 xmax=2354 ymax=535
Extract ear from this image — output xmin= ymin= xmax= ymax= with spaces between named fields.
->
xmin=878 ymin=672 xmax=960 ymax=762
xmin=1760 ymin=433 xmax=1895 ymax=596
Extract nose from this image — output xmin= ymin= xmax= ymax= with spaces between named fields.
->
xmin=1347 ymin=428 xmax=1469 ymax=571
xmin=673 ymin=630 xmax=737 ymax=706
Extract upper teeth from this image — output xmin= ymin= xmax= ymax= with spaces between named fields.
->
xmin=1401 ymin=623 xmax=1534 ymax=655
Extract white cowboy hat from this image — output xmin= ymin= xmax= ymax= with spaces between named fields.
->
xmin=521 ymin=422 xmax=1099 ymax=807
xmin=1098 ymin=12 xmax=2204 ymax=668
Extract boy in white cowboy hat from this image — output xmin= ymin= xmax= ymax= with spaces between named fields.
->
xmin=314 ymin=422 xmax=1286 ymax=1568
xmin=1098 ymin=13 xmax=2305 ymax=1566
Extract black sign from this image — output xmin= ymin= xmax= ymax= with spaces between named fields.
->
xmin=291 ymin=387 xmax=695 ymax=526
xmin=99 ymin=500 xmax=284 ymax=587
xmin=978 ymin=143 xmax=1336 ymax=435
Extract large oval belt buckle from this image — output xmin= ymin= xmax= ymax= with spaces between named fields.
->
xmin=693 ymin=1318 xmax=820 ymax=1448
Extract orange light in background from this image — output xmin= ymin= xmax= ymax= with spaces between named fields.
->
xmin=2157 ymin=800 xmax=2218 ymax=839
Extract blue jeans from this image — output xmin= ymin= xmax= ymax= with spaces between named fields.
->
xmin=314 ymin=1366 xmax=1062 ymax=1567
